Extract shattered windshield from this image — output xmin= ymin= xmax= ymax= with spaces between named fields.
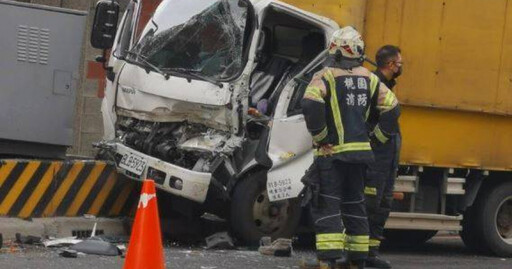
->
xmin=128 ymin=0 xmax=250 ymax=81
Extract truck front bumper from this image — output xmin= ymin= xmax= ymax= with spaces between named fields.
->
xmin=114 ymin=143 xmax=211 ymax=203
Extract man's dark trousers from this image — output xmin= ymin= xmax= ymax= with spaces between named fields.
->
xmin=365 ymin=134 xmax=401 ymax=254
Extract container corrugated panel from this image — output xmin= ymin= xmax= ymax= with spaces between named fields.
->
xmin=363 ymin=0 xmax=512 ymax=170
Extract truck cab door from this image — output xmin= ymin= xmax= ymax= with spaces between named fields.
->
xmin=265 ymin=53 xmax=327 ymax=202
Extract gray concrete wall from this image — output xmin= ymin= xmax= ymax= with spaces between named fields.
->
xmin=14 ymin=0 xmax=129 ymax=157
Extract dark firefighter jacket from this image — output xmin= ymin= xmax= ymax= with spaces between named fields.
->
xmin=301 ymin=66 xmax=400 ymax=162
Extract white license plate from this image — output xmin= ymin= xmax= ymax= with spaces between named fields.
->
xmin=119 ymin=153 xmax=147 ymax=176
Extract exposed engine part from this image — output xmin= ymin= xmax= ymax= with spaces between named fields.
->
xmin=116 ymin=116 xmax=233 ymax=170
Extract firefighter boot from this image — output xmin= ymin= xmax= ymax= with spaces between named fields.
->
xmin=366 ymin=256 xmax=391 ymax=268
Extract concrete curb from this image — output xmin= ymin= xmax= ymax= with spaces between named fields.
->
xmin=0 ymin=217 xmax=128 ymax=240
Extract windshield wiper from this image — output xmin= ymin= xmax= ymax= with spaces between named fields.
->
xmin=163 ymin=68 xmax=223 ymax=88
xmin=126 ymin=51 xmax=170 ymax=79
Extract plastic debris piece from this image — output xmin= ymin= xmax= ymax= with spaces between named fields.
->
xmin=69 ymin=238 xmax=122 ymax=256
xmin=91 ymin=222 xmax=98 ymax=238
xmin=60 ymin=249 xmax=78 ymax=258
xmin=43 ymin=237 xmax=82 ymax=248
xmin=15 ymin=233 xmax=41 ymax=245
xmin=205 ymin=232 xmax=234 ymax=249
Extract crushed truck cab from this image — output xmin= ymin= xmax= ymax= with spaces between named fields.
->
xmin=91 ymin=0 xmax=337 ymax=244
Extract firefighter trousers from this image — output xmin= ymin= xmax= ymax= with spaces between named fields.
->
xmin=365 ymin=134 xmax=401 ymax=255
xmin=311 ymin=157 xmax=369 ymax=262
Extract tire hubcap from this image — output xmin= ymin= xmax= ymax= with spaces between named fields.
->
xmin=496 ymin=196 xmax=512 ymax=244
xmin=252 ymin=189 xmax=290 ymax=235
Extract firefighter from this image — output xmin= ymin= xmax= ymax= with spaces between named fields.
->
xmin=300 ymin=27 xmax=400 ymax=269
xmin=365 ymin=45 xmax=403 ymax=268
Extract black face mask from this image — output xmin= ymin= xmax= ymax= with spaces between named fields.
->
xmin=393 ymin=66 xmax=403 ymax=79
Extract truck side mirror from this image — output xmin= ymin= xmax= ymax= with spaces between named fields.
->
xmin=90 ymin=0 xmax=120 ymax=49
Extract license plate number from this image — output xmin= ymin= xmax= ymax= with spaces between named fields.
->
xmin=119 ymin=153 xmax=147 ymax=176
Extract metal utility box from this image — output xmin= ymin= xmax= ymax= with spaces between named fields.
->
xmin=0 ymin=0 xmax=87 ymax=158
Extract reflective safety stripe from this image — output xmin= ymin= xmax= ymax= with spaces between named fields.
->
xmin=364 ymin=186 xmax=377 ymax=196
xmin=369 ymin=73 xmax=379 ymax=98
xmin=305 ymin=86 xmax=325 ymax=103
xmin=345 ymin=235 xmax=369 ymax=252
xmin=369 ymin=239 xmax=381 ymax=247
xmin=367 ymin=73 xmax=380 ymax=120
xmin=346 ymin=235 xmax=370 ymax=244
xmin=383 ymin=90 xmax=394 ymax=107
xmin=313 ymin=127 xmax=328 ymax=143
xmin=323 ymin=70 xmax=344 ymax=144
xmin=317 ymin=233 xmax=346 ymax=242
xmin=345 ymin=244 xmax=369 ymax=252
xmin=373 ymin=125 xmax=389 ymax=144
xmin=316 ymin=233 xmax=345 ymax=251
xmin=314 ymin=142 xmax=372 ymax=156
xmin=316 ymin=241 xmax=345 ymax=250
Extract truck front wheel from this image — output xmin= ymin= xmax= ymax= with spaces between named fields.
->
xmin=470 ymin=181 xmax=512 ymax=257
xmin=230 ymin=172 xmax=301 ymax=245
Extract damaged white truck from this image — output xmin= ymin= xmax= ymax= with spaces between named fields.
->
xmin=90 ymin=0 xmax=512 ymax=257
xmin=91 ymin=0 xmax=335 ymax=244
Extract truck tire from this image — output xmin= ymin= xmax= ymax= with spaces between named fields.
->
xmin=470 ymin=181 xmax=512 ymax=257
xmin=383 ymin=229 xmax=437 ymax=247
xmin=460 ymin=204 xmax=488 ymax=253
xmin=230 ymin=172 xmax=301 ymax=245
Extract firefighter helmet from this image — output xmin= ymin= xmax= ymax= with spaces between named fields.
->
xmin=328 ymin=26 xmax=365 ymax=59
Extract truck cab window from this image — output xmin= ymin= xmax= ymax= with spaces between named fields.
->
xmin=287 ymin=64 xmax=322 ymax=116
xmin=128 ymin=0 xmax=252 ymax=81
xmin=248 ymin=7 xmax=325 ymax=117
xmin=113 ymin=2 xmax=135 ymax=59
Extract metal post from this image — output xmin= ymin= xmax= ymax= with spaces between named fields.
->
xmin=440 ymin=169 xmax=449 ymax=215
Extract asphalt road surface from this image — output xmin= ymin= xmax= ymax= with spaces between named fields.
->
xmin=0 ymin=236 xmax=510 ymax=269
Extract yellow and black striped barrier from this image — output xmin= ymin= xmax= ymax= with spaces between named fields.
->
xmin=0 ymin=160 xmax=140 ymax=219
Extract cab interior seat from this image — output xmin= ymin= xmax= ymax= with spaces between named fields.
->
xmin=249 ymin=7 xmax=326 ymax=115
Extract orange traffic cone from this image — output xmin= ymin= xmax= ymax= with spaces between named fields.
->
xmin=123 ymin=179 xmax=165 ymax=269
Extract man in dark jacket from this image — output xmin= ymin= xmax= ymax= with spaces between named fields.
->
xmin=365 ymin=45 xmax=403 ymax=268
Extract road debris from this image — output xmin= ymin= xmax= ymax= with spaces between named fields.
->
xmin=60 ymin=249 xmax=79 ymax=258
xmin=205 ymin=232 xmax=234 ymax=249
xmin=42 ymin=236 xmax=82 ymax=248
xmin=15 ymin=233 xmax=41 ymax=245
xmin=69 ymin=238 xmax=122 ymax=256
xmin=258 ymin=237 xmax=292 ymax=257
